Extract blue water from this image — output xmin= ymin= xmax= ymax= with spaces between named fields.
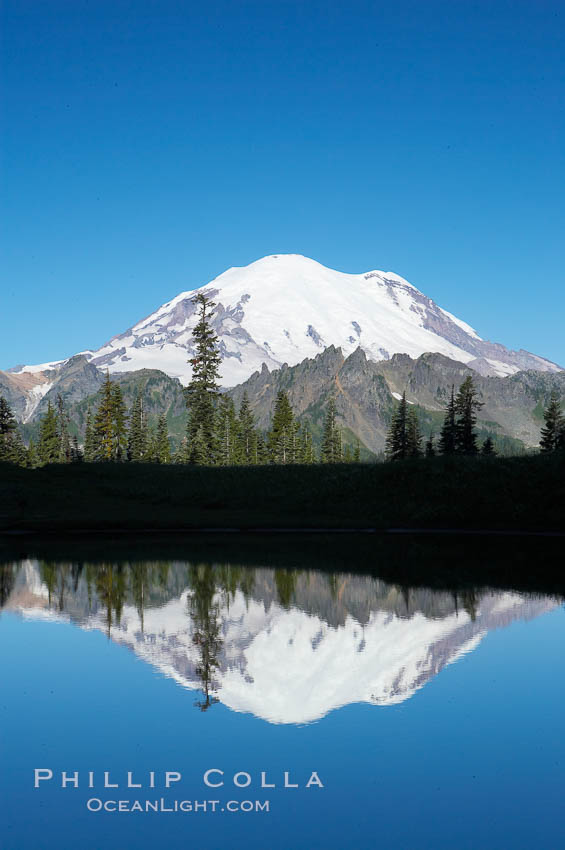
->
xmin=1 ymin=561 xmax=564 ymax=850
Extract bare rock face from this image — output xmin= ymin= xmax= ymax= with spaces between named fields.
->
xmin=229 ymin=347 xmax=565 ymax=452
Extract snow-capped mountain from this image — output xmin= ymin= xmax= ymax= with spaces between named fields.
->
xmin=10 ymin=254 xmax=562 ymax=387
xmin=5 ymin=561 xmax=557 ymax=725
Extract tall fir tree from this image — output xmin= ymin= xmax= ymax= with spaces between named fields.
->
xmin=12 ymin=431 xmax=27 ymax=466
xmin=0 ymin=395 xmax=25 ymax=465
xmin=454 ymin=376 xmax=483 ymax=455
xmin=481 ymin=436 xmax=496 ymax=456
xmin=112 ymin=384 xmax=128 ymax=461
xmin=143 ymin=425 xmax=155 ymax=462
xmin=185 ymin=293 xmax=222 ymax=465
xmin=334 ymin=426 xmax=343 ymax=462
xmin=56 ymin=394 xmax=71 ymax=463
xmin=267 ymin=390 xmax=295 ymax=464
xmin=155 ymin=414 xmax=171 ymax=463
xmin=93 ymin=373 xmax=116 ymax=461
xmin=539 ymin=391 xmax=564 ymax=453
xmin=189 ymin=424 xmax=208 ymax=465
xmin=406 ymin=407 xmax=423 ymax=457
xmin=127 ymin=389 xmax=148 ymax=462
xmin=321 ymin=397 xmax=342 ymax=463
xmin=83 ymin=408 xmax=97 ymax=462
xmin=92 ymin=373 xmax=128 ymax=461
xmin=425 ymin=432 xmax=436 ymax=457
xmin=385 ymin=392 xmax=408 ymax=460
xmin=216 ymin=395 xmax=240 ymax=465
xmin=173 ymin=436 xmax=189 ymax=464
xmin=70 ymin=435 xmax=83 ymax=463
xmin=26 ymin=436 xmax=38 ymax=468
xmin=290 ymin=419 xmax=302 ymax=463
xmin=353 ymin=438 xmax=361 ymax=463
xmin=238 ymin=391 xmax=257 ymax=464
xmin=299 ymin=423 xmax=316 ymax=464
xmin=255 ymin=431 xmax=268 ymax=465
xmin=38 ymin=400 xmax=60 ymax=464
xmin=438 ymin=386 xmax=457 ymax=455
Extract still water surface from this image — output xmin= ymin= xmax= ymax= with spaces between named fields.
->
xmin=1 ymin=558 xmax=564 ymax=849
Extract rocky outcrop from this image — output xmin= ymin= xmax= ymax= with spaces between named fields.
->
xmin=229 ymin=347 xmax=565 ymax=452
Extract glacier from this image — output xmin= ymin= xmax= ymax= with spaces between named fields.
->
xmin=9 ymin=254 xmax=562 ymax=386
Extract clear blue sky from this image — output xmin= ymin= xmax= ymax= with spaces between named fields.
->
xmin=2 ymin=0 xmax=564 ymax=369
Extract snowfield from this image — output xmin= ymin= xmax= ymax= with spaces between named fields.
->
xmin=11 ymin=254 xmax=562 ymax=384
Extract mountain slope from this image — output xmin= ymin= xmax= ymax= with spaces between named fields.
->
xmin=9 ymin=254 xmax=562 ymax=387
xmin=228 ymin=346 xmax=565 ymax=451
xmin=4 ymin=344 xmax=565 ymax=451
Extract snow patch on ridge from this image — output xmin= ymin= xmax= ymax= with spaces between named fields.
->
xmin=22 ymin=382 xmax=53 ymax=422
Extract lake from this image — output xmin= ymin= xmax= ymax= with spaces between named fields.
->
xmin=1 ymin=548 xmax=564 ymax=849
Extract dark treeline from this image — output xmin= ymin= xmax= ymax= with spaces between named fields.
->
xmin=1 ymin=294 xmax=564 ymax=468
xmin=385 ymin=376 xmax=511 ymax=459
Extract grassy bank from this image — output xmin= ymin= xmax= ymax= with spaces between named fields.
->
xmin=1 ymin=453 xmax=564 ymax=533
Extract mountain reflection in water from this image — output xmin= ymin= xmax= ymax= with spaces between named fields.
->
xmin=1 ymin=560 xmax=558 ymax=724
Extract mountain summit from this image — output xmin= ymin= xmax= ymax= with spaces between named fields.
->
xmin=11 ymin=254 xmax=562 ymax=387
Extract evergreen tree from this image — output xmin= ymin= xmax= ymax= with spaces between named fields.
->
xmin=185 ymin=293 xmax=222 ymax=465
xmin=7 ymin=429 xmax=26 ymax=466
xmin=298 ymin=423 xmax=316 ymax=464
xmin=454 ymin=376 xmax=483 ymax=455
xmin=70 ymin=435 xmax=83 ymax=463
xmin=144 ymin=425 xmax=158 ymax=462
xmin=267 ymin=391 xmax=295 ymax=464
xmin=238 ymin=391 xmax=257 ymax=464
xmin=92 ymin=373 xmax=127 ymax=461
xmin=83 ymin=409 xmax=97 ymax=462
xmin=425 ymin=432 xmax=436 ymax=457
xmin=255 ymin=431 xmax=268 ymax=465
xmin=0 ymin=395 xmax=16 ymax=438
xmin=353 ymin=439 xmax=361 ymax=463
xmin=334 ymin=426 xmax=343 ymax=462
xmin=406 ymin=407 xmax=423 ymax=457
xmin=216 ymin=395 xmax=239 ymax=465
xmin=481 ymin=436 xmax=496 ymax=456
xmin=321 ymin=397 xmax=342 ymax=463
xmin=93 ymin=373 xmax=115 ymax=461
xmin=438 ymin=387 xmax=457 ymax=455
xmin=189 ymin=424 xmax=208 ymax=465
xmin=188 ymin=564 xmax=222 ymax=711
xmin=26 ymin=437 xmax=38 ymax=468
xmin=38 ymin=400 xmax=60 ymax=464
xmin=289 ymin=418 xmax=302 ymax=463
xmin=539 ymin=391 xmax=565 ymax=453
xmin=155 ymin=414 xmax=171 ymax=463
xmin=0 ymin=395 xmax=25 ymax=464
xmin=56 ymin=394 xmax=71 ymax=463
xmin=173 ymin=436 xmax=189 ymax=464
xmin=112 ymin=384 xmax=128 ymax=461
xmin=385 ymin=392 xmax=408 ymax=460
xmin=127 ymin=389 xmax=148 ymax=461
